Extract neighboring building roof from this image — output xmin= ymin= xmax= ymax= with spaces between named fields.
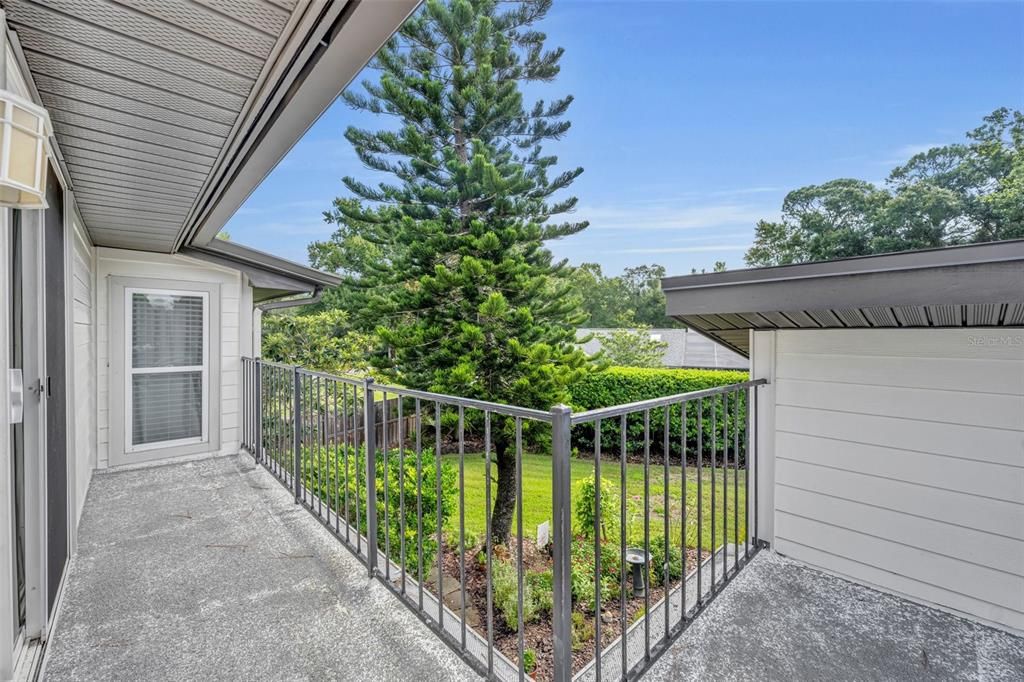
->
xmin=4 ymin=0 xmax=419 ymax=253
xmin=661 ymin=240 xmax=1024 ymax=357
xmin=182 ymin=240 xmax=341 ymax=303
xmin=577 ymin=328 xmax=749 ymax=370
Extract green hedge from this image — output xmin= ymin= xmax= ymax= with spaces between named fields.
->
xmin=569 ymin=367 xmax=750 ymax=463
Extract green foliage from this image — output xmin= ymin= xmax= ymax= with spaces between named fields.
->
xmin=574 ymin=477 xmax=618 ymax=540
xmin=596 ymin=326 xmax=667 ymax=368
xmin=570 ymin=263 xmax=681 ymax=328
xmin=310 ymin=0 xmax=592 ymax=544
xmin=522 ymin=649 xmax=537 ymax=674
xmin=569 ymin=366 xmax=750 ymax=460
xmin=493 ymin=559 xmax=543 ymax=630
xmin=647 ymin=534 xmax=684 ymax=587
xmin=569 ymin=533 xmax=620 ymax=611
xmin=746 ymin=107 xmax=1024 ymax=266
xmin=262 ymin=309 xmax=373 ymax=375
xmin=570 ymin=611 xmax=593 ymax=651
xmin=302 ymin=445 xmax=456 ymax=574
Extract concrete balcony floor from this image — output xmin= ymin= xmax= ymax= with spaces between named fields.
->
xmin=42 ymin=452 xmax=1024 ymax=681
xmin=42 ymin=454 xmax=477 ymax=681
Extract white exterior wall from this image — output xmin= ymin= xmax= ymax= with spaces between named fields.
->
xmin=96 ymin=248 xmax=249 ymax=469
xmin=754 ymin=328 xmax=1024 ymax=633
xmin=70 ymin=214 xmax=96 ymax=524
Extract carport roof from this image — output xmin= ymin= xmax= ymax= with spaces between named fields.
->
xmin=662 ymin=239 xmax=1024 ymax=357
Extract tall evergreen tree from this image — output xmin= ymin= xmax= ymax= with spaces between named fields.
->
xmin=311 ymin=0 xmax=590 ymax=544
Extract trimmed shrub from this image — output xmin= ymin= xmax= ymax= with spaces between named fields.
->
xmin=569 ymin=366 xmax=750 ymax=463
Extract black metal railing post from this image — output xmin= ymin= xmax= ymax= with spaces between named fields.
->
xmin=254 ymin=359 xmax=262 ymax=464
xmin=550 ymin=404 xmax=573 ymax=682
xmin=293 ymin=367 xmax=302 ymax=503
xmin=364 ymin=377 xmax=378 ymax=577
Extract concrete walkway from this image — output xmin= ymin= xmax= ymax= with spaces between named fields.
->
xmin=644 ymin=551 xmax=1024 ymax=682
xmin=42 ymin=454 xmax=479 ymax=681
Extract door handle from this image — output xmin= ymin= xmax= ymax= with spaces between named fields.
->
xmin=8 ymin=369 xmax=23 ymax=424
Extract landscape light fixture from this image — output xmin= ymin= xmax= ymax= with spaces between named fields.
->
xmin=624 ymin=547 xmax=650 ymax=597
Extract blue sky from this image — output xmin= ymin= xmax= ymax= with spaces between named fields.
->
xmin=224 ymin=0 xmax=1024 ymax=276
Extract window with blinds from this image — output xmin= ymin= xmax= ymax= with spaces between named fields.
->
xmin=126 ymin=290 xmax=208 ymax=449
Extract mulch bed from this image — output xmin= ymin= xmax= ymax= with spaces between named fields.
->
xmin=437 ymin=538 xmax=708 ymax=681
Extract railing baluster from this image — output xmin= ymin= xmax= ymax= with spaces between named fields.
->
xmin=722 ymin=391 xmax=728 ymax=580
xmin=643 ymin=408 xmax=651 ymax=662
xmin=343 ymin=382 xmax=350 ymax=543
xmin=416 ymin=397 xmax=424 ymax=612
xmin=680 ymin=400 xmax=687 ymax=621
xmin=365 ymin=378 xmax=377 ymax=573
xmin=293 ymin=369 xmax=302 ymax=504
xmin=383 ymin=393 xmax=390 ymax=580
xmin=458 ymin=405 xmax=466 ymax=651
xmin=733 ymin=389 xmax=740 ymax=573
xmin=744 ymin=387 xmax=751 ymax=561
xmin=515 ymin=417 xmax=525 ymax=682
xmin=710 ymin=393 xmax=717 ymax=592
xmin=594 ymin=417 xmax=602 ymax=682
xmin=435 ymin=402 xmax=443 ymax=628
xmin=484 ymin=411 xmax=494 ymax=678
xmin=399 ymin=396 xmax=407 ymax=595
xmin=696 ymin=397 xmax=703 ymax=603
xmin=662 ymin=404 xmax=670 ymax=641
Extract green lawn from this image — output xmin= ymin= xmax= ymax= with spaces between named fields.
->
xmin=442 ymin=452 xmax=747 ymax=552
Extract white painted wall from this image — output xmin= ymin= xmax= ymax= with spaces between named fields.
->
xmin=70 ymin=215 xmax=95 ymax=524
xmin=95 ymin=248 xmax=246 ymax=469
xmin=756 ymin=328 xmax=1024 ymax=633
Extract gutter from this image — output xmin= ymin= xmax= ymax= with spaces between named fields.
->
xmin=257 ymin=287 xmax=323 ymax=311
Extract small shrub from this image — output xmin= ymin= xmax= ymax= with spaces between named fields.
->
xmin=492 ymin=559 xmax=544 ymax=630
xmin=527 ymin=569 xmax=554 ymax=615
xmin=571 ymin=611 xmax=594 ymax=651
xmin=574 ymin=477 xmax=618 ymax=540
xmin=648 ymin=535 xmax=684 ymax=587
xmin=569 ymin=534 xmax=621 ymax=611
xmin=522 ymin=648 xmax=536 ymax=674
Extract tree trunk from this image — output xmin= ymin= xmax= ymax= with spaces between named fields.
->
xmin=489 ymin=438 xmax=516 ymax=545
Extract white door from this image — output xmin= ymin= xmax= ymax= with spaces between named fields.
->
xmin=760 ymin=328 xmax=1024 ymax=633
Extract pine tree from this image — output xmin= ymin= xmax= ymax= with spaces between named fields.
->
xmin=311 ymin=0 xmax=590 ymax=544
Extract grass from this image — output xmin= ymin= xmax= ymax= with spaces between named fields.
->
xmin=443 ymin=452 xmax=747 ymax=552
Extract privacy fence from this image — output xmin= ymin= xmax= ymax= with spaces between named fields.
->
xmin=241 ymin=357 xmax=768 ymax=682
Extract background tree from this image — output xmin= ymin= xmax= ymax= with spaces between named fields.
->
xmin=311 ymin=0 xmax=589 ymax=544
xmin=261 ymin=309 xmax=373 ymax=376
xmin=570 ymin=262 xmax=681 ymax=328
xmin=596 ymin=327 xmax=667 ymax=368
xmin=746 ymin=108 xmax=1023 ymax=266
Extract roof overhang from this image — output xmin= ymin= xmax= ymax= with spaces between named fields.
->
xmin=4 ymin=0 xmax=419 ymax=253
xmin=662 ymin=240 xmax=1024 ymax=357
xmin=183 ymin=239 xmax=341 ymax=303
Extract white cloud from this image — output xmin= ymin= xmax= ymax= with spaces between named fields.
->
xmin=620 ymin=245 xmax=749 ymax=255
xmin=579 ymin=201 xmax=775 ymax=231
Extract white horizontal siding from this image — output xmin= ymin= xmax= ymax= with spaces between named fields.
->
xmin=769 ymin=328 xmax=1024 ymax=633
xmin=96 ymin=248 xmax=247 ymax=468
xmin=71 ymin=222 xmax=96 ymax=524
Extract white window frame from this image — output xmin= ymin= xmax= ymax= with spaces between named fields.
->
xmin=108 ymin=276 xmax=220 ymax=467
xmin=123 ymin=287 xmax=210 ymax=453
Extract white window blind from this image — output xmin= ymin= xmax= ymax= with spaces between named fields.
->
xmin=127 ymin=291 xmax=208 ymax=449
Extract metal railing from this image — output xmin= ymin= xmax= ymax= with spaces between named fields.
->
xmin=241 ymin=357 xmax=767 ymax=682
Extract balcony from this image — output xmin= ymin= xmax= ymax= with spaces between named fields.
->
xmin=41 ymin=360 xmax=1024 ymax=681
